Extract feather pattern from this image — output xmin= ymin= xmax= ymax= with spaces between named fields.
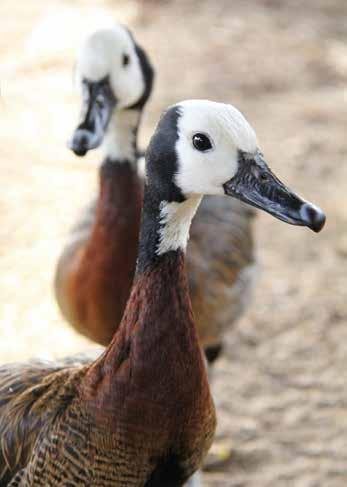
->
xmin=0 ymin=354 xmax=95 ymax=485
xmin=0 ymin=254 xmax=215 ymax=485
xmin=55 ymin=160 xmax=143 ymax=345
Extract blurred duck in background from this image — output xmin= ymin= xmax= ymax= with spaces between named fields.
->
xmin=0 ymin=100 xmax=325 ymax=486
xmin=54 ymin=25 xmax=154 ymax=346
xmin=54 ymin=25 xmax=256 ymax=370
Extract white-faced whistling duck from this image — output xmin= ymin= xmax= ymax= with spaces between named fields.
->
xmin=0 ymin=99 xmax=325 ymax=486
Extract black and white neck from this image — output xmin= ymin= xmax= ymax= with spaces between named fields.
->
xmin=101 ymin=108 xmax=141 ymax=164
xmin=136 ymin=189 xmax=201 ymax=275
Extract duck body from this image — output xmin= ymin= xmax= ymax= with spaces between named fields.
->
xmin=188 ymin=196 xmax=255 ymax=353
xmin=1 ymin=253 xmax=215 ymax=487
xmin=1 ymin=99 xmax=324 ymax=485
xmin=80 ymin=250 xmax=215 ymax=486
xmin=55 ymin=158 xmax=142 ymax=345
xmin=54 ymin=25 xmax=155 ymax=347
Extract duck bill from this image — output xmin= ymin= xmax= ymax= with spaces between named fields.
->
xmin=68 ymin=78 xmax=117 ymax=156
xmin=223 ymin=155 xmax=326 ymax=233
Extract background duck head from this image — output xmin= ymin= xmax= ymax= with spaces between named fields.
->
xmin=68 ymin=24 xmax=154 ymax=158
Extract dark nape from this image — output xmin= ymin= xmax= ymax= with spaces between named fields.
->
xmin=137 ymin=106 xmax=184 ymax=274
xmin=128 ymin=39 xmax=155 ymax=110
xmin=145 ymin=105 xmax=183 ymax=202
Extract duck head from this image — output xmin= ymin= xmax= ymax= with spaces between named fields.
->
xmin=69 ymin=25 xmax=154 ymax=156
xmin=146 ymin=100 xmax=325 ymax=233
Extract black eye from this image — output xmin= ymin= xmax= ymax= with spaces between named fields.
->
xmin=192 ymin=133 xmax=213 ymax=152
xmin=122 ymin=54 xmax=130 ymax=67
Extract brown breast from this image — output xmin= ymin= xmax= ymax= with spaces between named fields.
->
xmin=80 ymin=252 xmax=216 ymax=483
xmin=55 ymin=161 xmax=142 ymax=345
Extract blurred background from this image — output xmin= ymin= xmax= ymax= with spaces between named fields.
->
xmin=0 ymin=0 xmax=346 ymax=485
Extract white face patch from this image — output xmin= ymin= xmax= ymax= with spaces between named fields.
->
xmin=156 ymin=196 xmax=202 ymax=255
xmin=174 ymin=100 xmax=258 ymax=197
xmin=76 ymin=25 xmax=145 ymax=109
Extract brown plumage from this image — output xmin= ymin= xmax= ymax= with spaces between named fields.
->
xmin=0 ymin=358 xmax=83 ymax=485
xmin=55 ymin=160 xmax=142 ymax=345
xmin=188 ymin=196 xmax=255 ymax=351
xmin=0 ymin=255 xmax=215 ymax=486
xmin=0 ymin=99 xmax=325 ymax=486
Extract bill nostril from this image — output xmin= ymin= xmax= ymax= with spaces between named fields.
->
xmin=259 ymin=172 xmax=269 ymax=183
xmin=300 ymin=203 xmax=326 ymax=233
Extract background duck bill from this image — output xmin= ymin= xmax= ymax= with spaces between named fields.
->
xmin=68 ymin=89 xmax=116 ymax=156
xmin=68 ymin=126 xmax=103 ymax=156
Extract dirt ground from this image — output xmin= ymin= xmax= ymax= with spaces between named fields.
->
xmin=0 ymin=0 xmax=346 ymax=485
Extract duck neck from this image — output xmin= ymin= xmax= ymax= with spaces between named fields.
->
xmin=78 ymin=159 xmax=142 ymax=330
xmin=106 ymin=188 xmax=203 ymax=375
xmin=101 ymin=108 xmax=141 ymax=163
xmin=94 ymin=159 xmax=143 ymax=241
xmin=136 ymin=189 xmax=202 ymax=275
xmin=90 ymin=105 xmax=143 ymax=249
xmin=83 ymin=189 xmax=208 ymax=423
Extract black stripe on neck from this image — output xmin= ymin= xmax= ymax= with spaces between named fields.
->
xmin=136 ymin=106 xmax=184 ymax=274
xmin=126 ymin=33 xmax=154 ymax=110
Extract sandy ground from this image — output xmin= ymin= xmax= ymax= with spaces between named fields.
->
xmin=0 ymin=0 xmax=346 ymax=485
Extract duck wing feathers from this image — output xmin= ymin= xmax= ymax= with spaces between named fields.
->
xmin=187 ymin=197 xmax=256 ymax=349
xmin=0 ymin=351 xmax=101 ymax=485
xmin=55 ymin=198 xmax=97 ymax=298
